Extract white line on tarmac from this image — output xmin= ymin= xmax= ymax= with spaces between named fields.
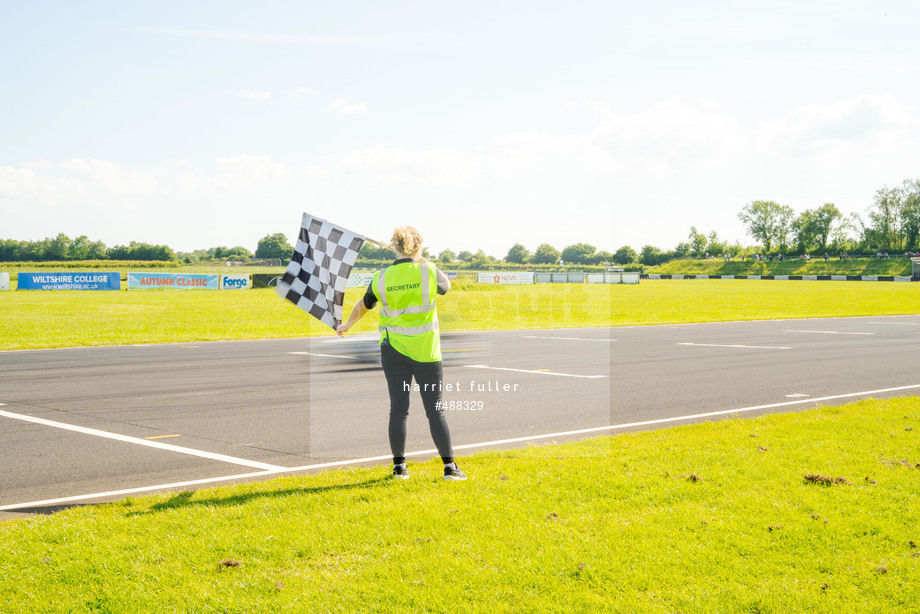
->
xmin=677 ymin=343 xmax=792 ymax=350
xmin=289 ymin=351 xmax=359 ymax=359
xmin=522 ymin=336 xmax=612 ymax=341
xmin=0 ymin=410 xmax=284 ymax=471
xmin=4 ymin=382 xmax=919 ymax=513
xmin=463 ymin=365 xmax=607 ymax=378
xmin=866 ymin=322 xmax=920 ymax=326
xmin=785 ymin=330 xmax=875 ymax=335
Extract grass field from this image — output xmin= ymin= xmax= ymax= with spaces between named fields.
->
xmin=3 ymin=278 xmax=920 ymax=611
xmin=2 ymin=397 xmax=918 ymax=613
xmin=3 ymin=280 xmax=920 ymax=350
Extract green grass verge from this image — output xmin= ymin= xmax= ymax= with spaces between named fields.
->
xmin=646 ymin=257 xmax=914 ymax=277
xmin=4 ymin=280 xmax=920 ymax=350
xmin=0 ymin=285 xmax=614 ymax=350
xmin=2 ymin=397 xmax=918 ymax=613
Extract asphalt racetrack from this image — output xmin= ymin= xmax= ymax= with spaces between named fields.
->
xmin=3 ymin=315 xmax=920 ymax=517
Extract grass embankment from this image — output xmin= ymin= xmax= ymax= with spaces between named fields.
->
xmin=4 ymin=280 xmax=920 ymax=350
xmin=2 ymin=398 xmax=918 ymax=612
xmin=646 ymin=257 xmax=913 ymax=277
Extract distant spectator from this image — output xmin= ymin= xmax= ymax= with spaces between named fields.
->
xmin=823 ymin=252 xmax=829 ymax=261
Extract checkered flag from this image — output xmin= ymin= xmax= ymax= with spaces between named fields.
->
xmin=277 ymin=213 xmax=365 ymax=330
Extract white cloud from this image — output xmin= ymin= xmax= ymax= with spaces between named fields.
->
xmin=287 ymin=87 xmax=315 ymax=98
xmin=238 ymin=89 xmax=272 ymax=99
xmin=328 ymin=98 xmax=368 ymax=114
xmin=6 ymin=95 xmax=920 ymax=253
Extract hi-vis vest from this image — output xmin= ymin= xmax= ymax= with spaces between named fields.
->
xmin=371 ymin=261 xmax=441 ymax=362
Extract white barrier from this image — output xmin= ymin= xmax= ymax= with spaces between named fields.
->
xmin=0 ymin=272 xmax=8 ymax=291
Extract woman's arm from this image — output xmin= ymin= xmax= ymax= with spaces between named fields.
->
xmin=336 ymin=301 xmax=370 ymax=337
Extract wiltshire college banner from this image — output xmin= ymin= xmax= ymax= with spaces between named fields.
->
xmin=17 ymin=272 xmax=120 ymax=291
xmin=128 ymin=273 xmax=219 ymax=290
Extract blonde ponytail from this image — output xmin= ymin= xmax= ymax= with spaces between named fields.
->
xmin=391 ymin=226 xmax=423 ymax=257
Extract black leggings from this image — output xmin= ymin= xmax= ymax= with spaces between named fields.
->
xmin=380 ymin=342 xmax=454 ymax=465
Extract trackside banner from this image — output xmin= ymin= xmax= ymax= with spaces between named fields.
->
xmin=0 ymin=272 xmax=8 ymax=291
xmin=477 ymin=272 xmax=535 ymax=285
xmin=347 ymin=272 xmax=375 ymax=288
xmin=128 ymin=273 xmax=219 ymax=290
xmin=220 ymin=274 xmax=250 ymax=290
xmin=17 ymin=272 xmax=120 ymax=291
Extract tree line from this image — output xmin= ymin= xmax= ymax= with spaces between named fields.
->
xmin=14 ymin=174 xmax=917 ymax=267
xmin=620 ymin=177 xmax=920 ymax=266
xmin=0 ymin=233 xmax=292 ymax=263
xmin=356 ymin=242 xmax=614 ymax=267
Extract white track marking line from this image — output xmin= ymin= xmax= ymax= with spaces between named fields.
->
xmin=4 ymin=382 xmax=920 ymax=513
xmin=677 ymin=343 xmax=792 ymax=350
xmin=522 ymin=336 xmax=612 ymax=341
xmin=0 ymin=409 xmax=283 ymax=471
xmin=289 ymin=351 xmax=359 ymax=359
xmin=784 ymin=329 xmax=875 ymax=335
xmin=463 ymin=365 xmax=606 ymax=378
xmin=866 ymin=321 xmax=920 ymax=326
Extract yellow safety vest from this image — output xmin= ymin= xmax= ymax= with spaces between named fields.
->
xmin=372 ymin=261 xmax=441 ymax=362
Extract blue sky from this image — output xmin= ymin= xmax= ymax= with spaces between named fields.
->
xmin=2 ymin=1 xmax=919 ymax=257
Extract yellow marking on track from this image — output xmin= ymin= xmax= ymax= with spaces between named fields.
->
xmin=145 ymin=434 xmax=181 ymax=440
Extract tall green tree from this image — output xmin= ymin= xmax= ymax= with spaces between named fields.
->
xmin=867 ymin=185 xmax=903 ymax=250
xmin=687 ymin=227 xmax=708 ymax=257
xmin=791 ymin=209 xmax=819 ymax=253
xmin=738 ymin=200 xmax=789 ymax=252
xmin=640 ymin=245 xmax=665 ymax=266
xmin=48 ymin=233 xmax=71 ymax=260
xmin=256 ymin=233 xmax=294 ymax=259
xmin=900 ymin=179 xmax=920 ymax=249
xmin=561 ymin=243 xmax=596 ymax=265
xmin=531 ymin=243 xmax=560 ymax=264
xmin=504 ymin=243 xmax=530 ymax=264
xmin=613 ymin=246 xmax=638 ymax=265
xmin=812 ymin=203 xmax=842 ymax=250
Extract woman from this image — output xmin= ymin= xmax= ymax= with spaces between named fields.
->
xmin=336 ymin=226 xmax=466 ymax=481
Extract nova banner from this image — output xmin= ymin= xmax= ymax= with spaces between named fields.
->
xmin=128 ymin=273 xmax=219 ymax=290
xmin=477 ymin=272 xmax=535 ymax=285
xmin=17 ymin=272 xmax=120 ymax=291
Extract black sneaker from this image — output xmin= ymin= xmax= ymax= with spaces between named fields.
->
xmin=443 ymin=462 xmax=467 ymax=481
xmin=392 ymin=464 xmax=410 ymax=480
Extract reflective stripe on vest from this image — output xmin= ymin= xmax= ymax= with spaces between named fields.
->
xmin=378 ymin=321 xmax=439 ymax=336
xmin=376 ymin=263 xmax=434 ymax=318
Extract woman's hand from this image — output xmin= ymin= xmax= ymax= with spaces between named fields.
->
xmin=336 ymin=323 xmax=350 ymax=338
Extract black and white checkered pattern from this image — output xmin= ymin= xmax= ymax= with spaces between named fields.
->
xmin=277 ymin=213 xmax=365 ymax=330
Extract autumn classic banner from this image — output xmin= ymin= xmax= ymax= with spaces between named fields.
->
xmin=127 ymin=273 xmax=219 ymax=290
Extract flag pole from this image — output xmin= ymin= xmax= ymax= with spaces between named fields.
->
xmin=364 ymin=237 xmax=397 ymax=252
